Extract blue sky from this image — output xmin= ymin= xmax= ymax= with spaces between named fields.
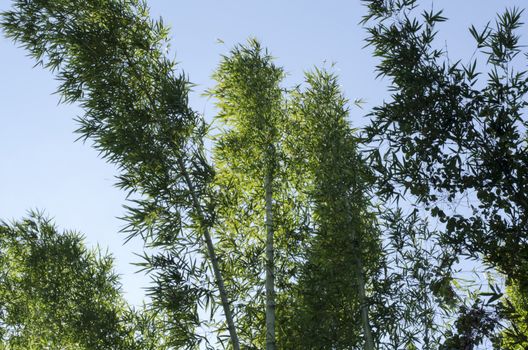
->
xmin=1 ymin=0 xmax=526 ymax=306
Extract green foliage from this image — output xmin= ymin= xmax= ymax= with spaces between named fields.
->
xmin=5 ymin=0 xmax=528 ymax=348
xmin=209 ymin=39 xmax=297 ymax=348
xmin=362 ymin=0 xmax=528 ymax=282
xmin=440 ymin=299 xmax=500 ymax=350
xmin=211 ymin=38 xmax=285 ymax=175
xmin=499 ymin=281 xmax=528 ymax=349
xmin=362 ymin=0 xmax=528 ymax=347
xmin=208 ymin=44 xmax=384 ymax=349
xmin=1 ymin=0 xmax=235 ymax=347
xmin=283 ymin=69 xmax=381 ymax=349
xmin=374 ymin=209 xmax=460 ymax=350
xmin=0 ymin=212 xmax=170 ymax=349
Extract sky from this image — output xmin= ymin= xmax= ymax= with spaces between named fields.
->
xmin=1 ymin=0 xmax=527 ymax=307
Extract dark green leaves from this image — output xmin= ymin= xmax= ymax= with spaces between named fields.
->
xmin=362 ymin=0 xmax=528 ymax=281
xmin=363 ymin=0 xmax=528 ymax=346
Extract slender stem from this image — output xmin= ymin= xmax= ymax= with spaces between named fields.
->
xmin=343 ymin=142 xmax=374 ymax=350
xmin=178 ymin=159 xmax=240 ymax=350
xmin=264 ymin=172 xmax=276 ymax=350
xmin=348 ymin=199 xmax=374 ymax=349
xmin=355 ymin=252 xmax=375 ymax=350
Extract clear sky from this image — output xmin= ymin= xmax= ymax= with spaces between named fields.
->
xmin=1 ymin=0 xmax=526 ymax=306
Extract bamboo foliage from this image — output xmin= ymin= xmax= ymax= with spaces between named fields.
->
xmin=5 ymin=0 xmax=525 ymax=348
xmin=285 ymin=69 xmax=381 ymax=349
xmin=0 ymin=212 xmax=173 ymax=349
xmin=209 ymin=39 xmax=287 ymax=349
xmin=1 ymin=1 xmax=239 ymax=348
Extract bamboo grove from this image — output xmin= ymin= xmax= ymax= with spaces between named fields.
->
xmin=1 ymin=0 xmax=528 ymax=349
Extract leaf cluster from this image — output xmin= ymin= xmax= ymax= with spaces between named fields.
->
xmin=0 ymin=211 xmax=172 ymax=349
xmin=362 ymin=0 xmax=528 ymax=284
xmin=2 ymin=1 xmax=220 ymax=346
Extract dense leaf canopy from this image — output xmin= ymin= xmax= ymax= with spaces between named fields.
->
xmin=1 ymin=0 xmax=528 ymax=349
